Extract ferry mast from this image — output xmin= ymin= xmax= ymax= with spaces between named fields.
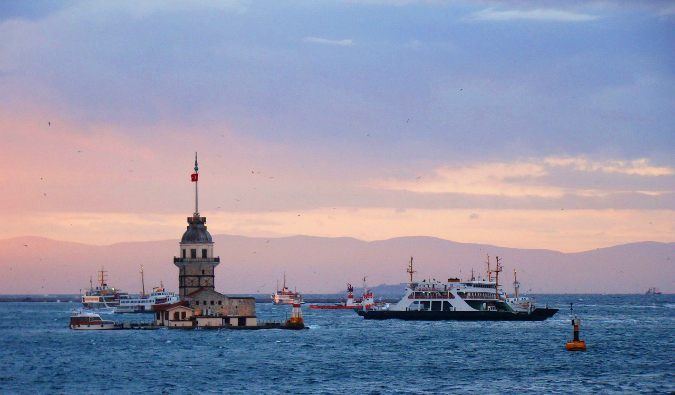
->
xmin=407 ymin=256 xmax=416 ymax=282
xmin=486 ymin=255 xmax=492 ymax=282
xmin=494 ymin=256 xmax=503 ymax=300
xmin=141 ymin=265 xmax=146 ymax=298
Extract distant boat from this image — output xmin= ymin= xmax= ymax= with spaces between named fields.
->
xmin=81 ymin=267 xmax=130 ymax=309
xmin=309 ymin=279 xmax=385 ymax=310
xmin=271 ymin=273 xmax=303 ymax=305
xmin=645 ymin=287 xmax=662 ymax=295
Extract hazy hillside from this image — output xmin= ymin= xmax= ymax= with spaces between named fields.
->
xmin=1 ymin=235 xmax=673 ymax=295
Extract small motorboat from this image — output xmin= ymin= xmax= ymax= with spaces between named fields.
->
xmin=69 ymin=312 xmax=119 ymax=330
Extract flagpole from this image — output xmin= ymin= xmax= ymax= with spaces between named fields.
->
xmin=194 ymin=152 xmax=199 ymax=216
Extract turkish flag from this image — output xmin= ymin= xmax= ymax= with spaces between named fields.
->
xmin=191 ymin=173 xmax=198 ymax=182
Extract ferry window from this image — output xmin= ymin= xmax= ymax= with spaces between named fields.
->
xmin=431 ymin=301 xmax=442 ymax=311
xmin=191 ymin=249 xmax=197 ymax=258
xmin=202 ymin=249 xmax=207 ymax=258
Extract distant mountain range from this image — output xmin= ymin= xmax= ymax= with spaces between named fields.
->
xmin=1 ymin=235 xmax=673 ymax=295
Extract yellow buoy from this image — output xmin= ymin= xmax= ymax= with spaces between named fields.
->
xmin=566 ymin=303 xmax=586 ymax=351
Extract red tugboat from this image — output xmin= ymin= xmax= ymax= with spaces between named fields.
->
xmin=309 ymin=278 xmax=385 ymax=310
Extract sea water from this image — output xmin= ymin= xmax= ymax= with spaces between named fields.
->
xmin=0 ymin=294 xmax=674 ymax=394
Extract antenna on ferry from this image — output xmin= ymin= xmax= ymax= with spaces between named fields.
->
xmin=486 ymin=255 xmax=492 ymax=282
xmin=140 ymin=265 xmax=146 ymax=298
xmin=494 ymin=256 xmax=503 ymax=300
xmin=470 ymin=268 xmax=475 ymax=281
xmin=407 ymin=256 xmax=416 ymax=282
xmin=89 ymin=276 xmax=93 ymax=292
xmin=513 ymin=269 xmax=519 ymax=298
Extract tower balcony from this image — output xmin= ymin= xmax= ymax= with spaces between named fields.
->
xmin=174 ymin=257 xmax=220 ymax=264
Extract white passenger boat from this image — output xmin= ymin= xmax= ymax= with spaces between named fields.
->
xmin=271 ymin=273 xmax=304 ymax=305
xmin=357 ymin=256 xmax=558 ymax=321
xmin=69 ymin=312 xmax=118 ymax=330
xmin=81 ymin=268 xmax=130 ymax=309
xmin=115 ymin=285 xmax=180 ymax=313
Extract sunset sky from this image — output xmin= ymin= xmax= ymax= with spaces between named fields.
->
xmin=1 ymin=0 xmax=674 ymax=253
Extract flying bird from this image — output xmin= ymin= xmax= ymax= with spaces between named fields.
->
xmin=48 ymin=122 xmax=50 ymax=126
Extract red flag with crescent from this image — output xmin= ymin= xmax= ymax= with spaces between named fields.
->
xmin=191 ymin=173 xmax=198 ymax=182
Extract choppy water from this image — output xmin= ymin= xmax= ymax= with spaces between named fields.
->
xmin=1 ymin=294 xmax=674 ymax=394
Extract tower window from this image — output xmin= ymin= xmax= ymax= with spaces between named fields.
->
xmin=202 ymin=249 xmax=207 ymax=258
xmin=182 ymin=249 xmax=186 ymax=258
xmin=191 ymin=249 xmax=196 ymax=258
xmin=202 ymin=270 xmax=205 ymax=275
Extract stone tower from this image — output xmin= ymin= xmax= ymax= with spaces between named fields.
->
xmin=173 ymin=153 xmax=220 ymax=299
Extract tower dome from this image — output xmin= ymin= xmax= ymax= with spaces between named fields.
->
xmin=181 ymin=214 xmax=213 ymax=244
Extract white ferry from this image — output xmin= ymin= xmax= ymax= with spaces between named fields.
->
xmin=357 ymin=256 xmax=558 ymax=321
xmin=115 ymin=285 xmax=179 ymax=313
xmin=81 ymin=268 xmax=130 ymax=309
xmin=271 ymin=273 xmax=304 ymax=305
xmin=69 ymin=312 xmax=118 ymax=330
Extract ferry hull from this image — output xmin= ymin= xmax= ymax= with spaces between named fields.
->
xmin=357 ymin=308 xmax=558 ymax=321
